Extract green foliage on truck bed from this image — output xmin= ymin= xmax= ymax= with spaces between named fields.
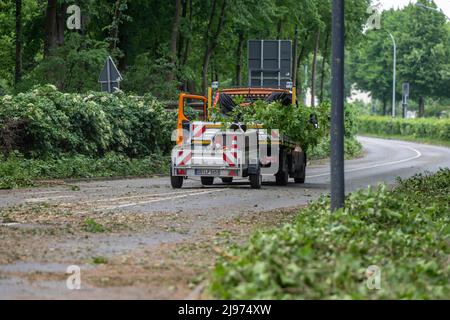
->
xmin=210 ymin=168 xmax=450 ymax=299
xmin=215 ymin=100 xmax=362 ymax=158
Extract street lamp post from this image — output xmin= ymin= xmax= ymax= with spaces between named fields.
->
xmin=387 ymin=32 xmax=396 ymax=118
xmin=415 ymin=2 xmax=450 ymax=21
xmin=330 ymin=0 xmax=345 ymax=211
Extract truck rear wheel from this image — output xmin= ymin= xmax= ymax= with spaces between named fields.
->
xmin=201 ymin=177 xmax=214 ymax=186
xmin=275 ymin=170 xmax=289 ymax=186
xmin=294 ymin=156 xmax=306 ymax=184
xmin=221 ymin=177 xmax=233 ymax=184
xmin=249 ymin=174 xmax=262 ymax=189
xmin=171 ymin=175 xmax=184 ymax=189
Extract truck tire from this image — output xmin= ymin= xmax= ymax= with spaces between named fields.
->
xmin=249 ymin=174 xmax=262 ymax=189
xmin=294 ymin=156 xmax=306 ymax=184
xmin=275 ymin=170 xmax=289 ymax=186
xmin=294 ymin=176 xmax=305 ymax=184
xmin=221 ymin=177 xmax=233 ymax=184
xmin=201 ymin=177 xmax=214 ymax=186
xmin=171 ymin=175 xmax=184 ymax=189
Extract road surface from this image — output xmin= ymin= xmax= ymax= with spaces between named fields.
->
xmin=0 ymin=136 xmax=449 ymax=299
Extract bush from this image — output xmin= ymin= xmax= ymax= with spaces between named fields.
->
xmin=0 ymin=152 xmax=169 ymax=189
xmin=359 ymin=116 xmax=450 ymax=142
xmin=0 ymin=85 xmax=176 ymax=158
xmin=210 ymin=169 xmax=450 ymax=299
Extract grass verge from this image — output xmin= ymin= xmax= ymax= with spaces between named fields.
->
xmin=360 ymin=133 xmax=450 ymax=148
xmin=209 ymin=169 xmax=450 ymax=299
xmin=0 ymin=152 xmax=169 ymax=189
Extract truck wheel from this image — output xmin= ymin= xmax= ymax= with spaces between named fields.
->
xmin=294 ymin=159 xmax=306 ymax=184
xmin=221 ymin=177 xmax=233 ymax=184
xmin=275 ymin=170 xmax=289 ymax=186
xmin=249 ymin=174 xmax=262 ymax=189
xmin=201 ymin=177 xmax=214 ymax=186
xmin=294 ymin=176 xmax=305 ymax=184
xmin=171 ymin=175 xmax=184 ymax=188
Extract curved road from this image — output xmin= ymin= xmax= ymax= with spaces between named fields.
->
xmin=1 ymin=136 xmax=449 ymax=213
xmin=0 ymin=136 xmax=449 ymax=299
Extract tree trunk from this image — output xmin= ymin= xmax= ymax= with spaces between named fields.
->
xmin=44 ymin=0 xmax=66 ymax=57
xmin=15 ymin=0 xmax=22 ymax=86
xmin=167 ymin=0 xmax=181 ymax=82
xmin=110 ymin=0 xmax=120 ymax=51
xmin=276 ymin=19 xmax=282 ymax=39
xmin=382 ymin=98 xmax=387 ymax=116
xmin=292 ymin=26 xmax=298 ymax=89
xmin=177 ymin=0 xmax=188 ymax=62
xmin=310 ymin=29 xmax=320 ymax=107
xmin=319 ymin=31 xmax=329 ymax=103
xmin=44 ymin=0 xmax=57 ymax=57
xmin=235 ymin=31 xmax=244 ymax=86
xmin=201 ymin=0 xmax=227 ymax=95
xmin=418 ymin=96 xmax=425 ymax=117
xmin=296 ymin=33 xmax=309 ymax=96
xmin=56 ymin=3 xmax=67 ymax=46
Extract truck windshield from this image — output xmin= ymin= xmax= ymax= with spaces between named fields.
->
xmin=184 ymin=100 xmax=206 ymax=121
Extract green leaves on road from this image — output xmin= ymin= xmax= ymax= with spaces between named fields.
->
xmin=210 ymin=169 xmax=450 ymax=299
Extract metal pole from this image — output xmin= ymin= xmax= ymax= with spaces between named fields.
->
xmin=388 ymin=32 xmax=396 ymax=117
xmin=330 ymin=0 xmax=345 ymax=211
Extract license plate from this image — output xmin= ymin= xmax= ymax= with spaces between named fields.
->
xmin=195 ymin=169 xmax=220 ymax=176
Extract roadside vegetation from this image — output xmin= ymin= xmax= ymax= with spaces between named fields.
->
xmin=359 ymin=116 xmax=450 ymax=147
xmin=0 ymin=85 xmax=173 ymax=188
xmin=210 ymin=169 xmax=450 ymax=299
xmin=0 ymin=86 xmax=362 ymax=189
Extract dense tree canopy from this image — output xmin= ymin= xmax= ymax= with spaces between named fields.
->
xmin=6 ymin=0 xmax=449 ymax=117
xmin=349 ymin=0 xmax=450 ymax=115
xmin=0 ymin=0 xmax=373 ymax=99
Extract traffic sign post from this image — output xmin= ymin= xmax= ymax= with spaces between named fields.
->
xmin=99 ymin=56 xmax=123 ymax=93
xmin=330 ymin=0 xmax=345 ymax=212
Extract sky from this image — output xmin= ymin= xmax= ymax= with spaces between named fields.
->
xmin=379 ymin=0 xmax=450 ymax=18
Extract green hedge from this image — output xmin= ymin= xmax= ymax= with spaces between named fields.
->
xmin=358 ymin=116 xmax=450 ymax=142
xmin=0 ymin=85 xmax=175 ymax=158
xmin=0 ymin=152 xmax=169 ymax=189
xmin=210 ymin=169 xmax=450 ymax=299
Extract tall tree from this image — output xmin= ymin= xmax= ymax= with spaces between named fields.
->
xmin=310 ymin=29 xmax=320 ymax=106
xmin=44 ymin=0 xmax=66 ymax=57
xmin=235 ymin=30 xmax=244 ymax=86
xmin=201 ymin=0 xmax=227 ymax=95
xmin=167 ymin=0 xmax=181 ymax=82
xmin=15 ymin=0 xmax=22 ymax=86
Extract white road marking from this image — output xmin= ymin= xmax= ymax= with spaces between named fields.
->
xmin=307 ymin=146 xmax=422 ymax=179
xmin=89 ymin=189 xmax=215 ymax=203
xmin=25 ymin=195 xmax=75 ymax=203
xmin=96 ymin=189 xmax=226 ymax=211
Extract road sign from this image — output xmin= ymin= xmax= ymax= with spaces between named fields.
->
xmin=248 ymin=40 xmax=292 ymax=88
xmin=99 ymin=56 xmax=123 ymax=93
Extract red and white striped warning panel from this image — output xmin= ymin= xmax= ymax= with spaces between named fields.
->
xmin=191 ymin=122 xmax=206 ymax=139
xmin=223 ymin=135 xmax=238 ymax=167
xmin=175 ymin=149 xmax=192 ymax=166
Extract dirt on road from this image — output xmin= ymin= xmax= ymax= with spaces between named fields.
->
xmin=0 ymin=197 xmax=299 ymax=299
xmin=1 ymin=137 xmax=449 ymax=299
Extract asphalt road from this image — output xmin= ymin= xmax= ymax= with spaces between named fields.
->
xmin=1 ymin=136 xmax=449 ymax=214
xmin=0 ymin=136 xmax=449 ymax=299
